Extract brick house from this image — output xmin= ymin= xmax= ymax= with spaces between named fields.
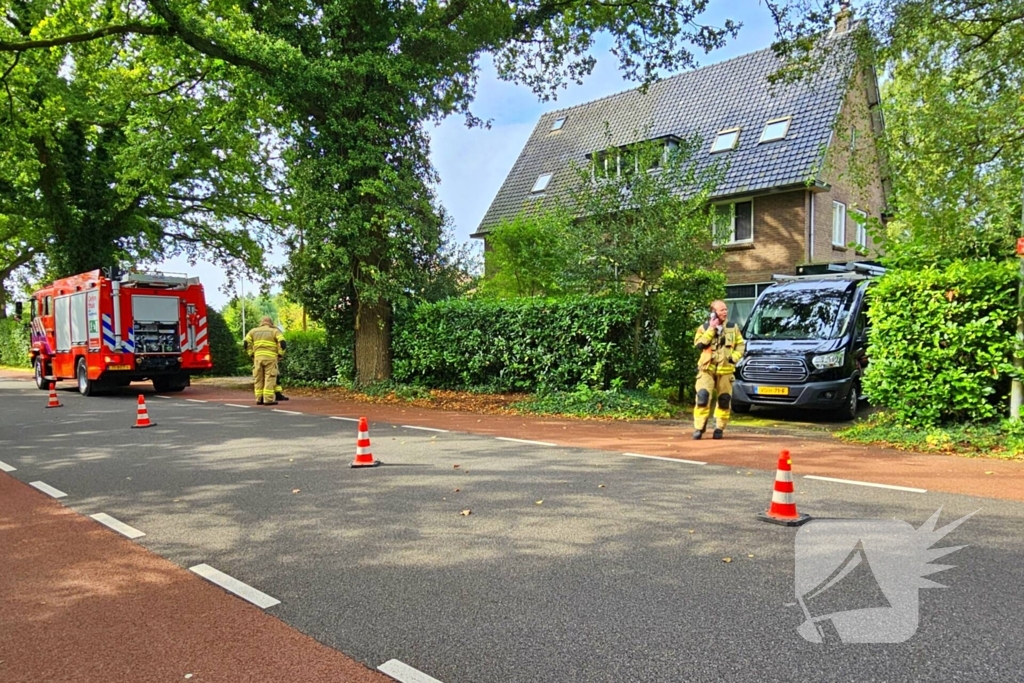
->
xmin=472 ymin=21 xmax=889 ymax=325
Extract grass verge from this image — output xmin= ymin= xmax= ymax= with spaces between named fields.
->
xmin=836 ymin=411 xmax=1024 ymax=460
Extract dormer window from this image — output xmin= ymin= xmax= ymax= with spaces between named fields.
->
xmin=759 ymin=117 xmax=791 ymax=143
xmin=531 ymin=173 xmax=552 ymax=194
xmin=710 ymin=128 xmax=740 ymax=153
xmin=551 ymin=117 xmax=567 ymax=131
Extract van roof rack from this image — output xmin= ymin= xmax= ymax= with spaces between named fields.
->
xmin=772 ymin=261 xmax=886 ymax=282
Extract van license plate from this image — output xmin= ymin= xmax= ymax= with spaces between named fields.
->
xmin=107 ymin=364 xmax=131 ymax=371
xmin=754 ymin=386 xmax=789 ymax=396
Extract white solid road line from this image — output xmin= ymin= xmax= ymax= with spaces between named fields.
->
xmin=189 ymin=564 xmax=281 ymax=609
xmin=803 ymin=474 xmax=927 ymax=494
xmin=0 ymin=460 xmax=16 ymax=472
xmin=378 ymin=659 xmax=445 ymax=683
xmin=154 ymin=395 xmax=171 ymax=399
xmin=401 ymin=425 xmax=449 ymax=433
xmin=30 ymin=481 xmax=67 ymax=498
xmin=224 ymin=403 xmax=251 ymax=409
xmin=496 ymin=437 xmax=558 ymax=447
xmin=272 ymin=409 xmax=302 ymax=415
xmin=185 ymin=399 xmax=207 ymax=403
xmin=90 ymin=513 xmax=146 ymax=539
xmin=623 ymin=452 xmax=707 ymax=466
xmin=329 ymin=416 xmax=360 ymax=422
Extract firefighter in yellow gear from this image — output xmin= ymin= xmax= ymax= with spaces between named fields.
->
xmin=692 ymin=299 xmax=745 ymax=440
xmin=245 ymin=316 xmax=286 ymax=405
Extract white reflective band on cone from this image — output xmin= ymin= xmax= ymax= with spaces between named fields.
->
xmin=771 ymin=491 xmax=794 ymax=505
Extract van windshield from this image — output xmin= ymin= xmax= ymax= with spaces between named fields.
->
xmin=745 ymin=289 xmax=851 ymax=341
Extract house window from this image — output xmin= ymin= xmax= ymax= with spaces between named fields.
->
xmin=710 ymin=128 xmax=740 ymax=153
xmin=853 ymin=209 xmax=868 ymax=250
xmin=551 ymin=117 xmax=567 ymax=131
xmin=531 ymin=173 xmax=552 ymax=194
xmin=724 ymin=282 xmax=774 ymax=328
xmin=832 ymin=201 xmax=847 ymax=247
xmin=713 ymin=200 xmax=754 ymax=245
xmin=759 ymin=117 xmax=791 ymax=143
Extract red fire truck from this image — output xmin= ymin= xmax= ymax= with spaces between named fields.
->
xmin=29 ymin=269 xmax=213 ymax=395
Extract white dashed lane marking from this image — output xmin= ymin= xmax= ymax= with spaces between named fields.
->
xmin=496 ymin=437 xmax=557 ymax=447
xmin=401 ymin=425 xmax=449 ymax=433
xmin=0 ymin=460 xmax=16 ymax=472
xmin=154 ymin=395 xmax=172 ymax=399
xmin=803 ymin=475 xmax=927 ymax=493
xmin=185 ymin=399 xmax=207 ymax=403
xmin=224 ymin=403 xmax=251 ymax=409
xmin=329 ymin=416 xmax=359 ymax=422
xmin=377 ymin=659 xmax=445 ymax=683
xmin=90 ymin=513 xmax=146 ymax=539
xmin=30 ymin=481 xmax=67 ymax=498
xmin=272 ymin=409 xmax=302 ymax=415
xmin=189 ymin=564 xmax=281 ymax=609
xmin=623 ymin=452 xmax=707 ymax=466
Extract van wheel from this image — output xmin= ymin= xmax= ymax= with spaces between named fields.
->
xmin=34 ymin=358 xmax=49 ymax=390
xmin=732 ymin=402 xmax=752 ymax=414
xmin=837 ymin=380 xmax=860 ymax=421
xmin=77 ymin=359 xmax=95 ymax=397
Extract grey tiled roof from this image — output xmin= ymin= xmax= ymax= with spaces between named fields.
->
xmin=474 ymin=40 xmax=854 ymax=236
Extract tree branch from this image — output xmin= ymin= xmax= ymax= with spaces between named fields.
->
xmin=0 ymin=23 xmax=168 ymax=52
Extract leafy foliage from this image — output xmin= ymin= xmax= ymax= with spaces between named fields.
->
xmin=478 ymin=207 xmax=572 ymax=298
xmin=862 ymin=261 xmax=1018 ymax=426
xmin=655 ymin=269 xmax=727 ymax=401
xmin=512 ymin=383 xmax=673 ymax=420
xmin=279 ymin=330 xmax=337 ymax=384
xmin=393 ymin=296 xmax=657 ymax=392
xmin=204 ymin=308 xmax=247 ymax=376
xmin=0 ymin=317 xmax=29 ymax=367
xmin=838 ymin=410 xmax=1024 ymax=460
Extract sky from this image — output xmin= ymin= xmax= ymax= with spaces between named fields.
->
xmin=159 ymin=3 xmax=783 ymax=310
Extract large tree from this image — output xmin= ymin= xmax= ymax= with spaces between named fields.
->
xmin=2 ymin=0 xmax=742 ymax=381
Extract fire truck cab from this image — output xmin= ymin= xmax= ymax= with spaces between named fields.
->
xmin=29 ymin=269 xmax=214 ymax=395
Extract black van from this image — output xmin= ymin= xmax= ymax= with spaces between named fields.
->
xmin=732 ymin=265 xmax=880 ymax=420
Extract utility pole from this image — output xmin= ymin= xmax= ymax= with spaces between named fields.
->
xmin=240 ymin=276 xmax=246 ymax=341
xmin=1013 ymin=176 xmax=1024 ymax=420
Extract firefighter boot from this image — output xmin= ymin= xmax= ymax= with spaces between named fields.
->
xmin=275 ymin=391 xmax=289 ymax=401
xmin=256 ymin=398 xmax=264 ymax=405
xmin=692 ymin=429 xmax=704 ymax=440
xmin=713 ymin=429 xmax=724 ymax=440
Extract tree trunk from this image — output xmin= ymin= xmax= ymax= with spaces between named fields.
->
xmin=354 ymin=296 xmax=392 ymax=385
xmin=0 ymin=276 xmax=7 ymax=319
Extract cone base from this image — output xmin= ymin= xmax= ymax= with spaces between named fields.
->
xmin=132 ymin=423 xmax=157 ymax=429
xmin=45 ymin=404 xmax=63 ymax=409
xmin=350 ymin=459 xmax=381 ymax=468
xmin=756 ymin=511 xmax=811 ymax=527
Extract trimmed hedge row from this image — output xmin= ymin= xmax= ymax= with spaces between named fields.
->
xmin=0 ymin=318 xmax=30 ymax=368
xmin=392 ymin=296 xmax=657 ymax=391
xmin=863 ymin=260 xmax=1018 ymax=425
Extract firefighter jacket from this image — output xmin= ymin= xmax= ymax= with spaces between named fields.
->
xmin=245 ymin=324 xmax=286 ymax=361
xmin=694 ymin=322 xmax=745 ymax=374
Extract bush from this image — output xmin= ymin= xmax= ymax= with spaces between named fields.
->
xmin=863 ymin=260 xmax=1017 ymax=426
xmin=279 ymin=329 xmax=340 ymax=383
xmin=393 ymin=295 xmax=657 ymax=392
xmin=513 ymin=382 xmax=673 ymax=419
xmin=655 ymin=269 xmax=727 ymax=401
xmin=205 ymin=309 xmax=248 ymax=376
xmin=0 ymin=318 xmax=30 ymax=368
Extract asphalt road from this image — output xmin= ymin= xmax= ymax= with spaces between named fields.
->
xmin=2 ymin=378 xmax=1022 ymax=682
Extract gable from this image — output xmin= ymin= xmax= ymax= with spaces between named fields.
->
xmin=474 ymin=40 xmax=857 ymax=237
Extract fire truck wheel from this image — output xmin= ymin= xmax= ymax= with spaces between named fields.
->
xmin=76 ymin=359 xmax=96 ymax=397
xmin=34 ymin=358 xmax=49 ymax=390
xmin=153 ymin=375 xmax=188 ymax=393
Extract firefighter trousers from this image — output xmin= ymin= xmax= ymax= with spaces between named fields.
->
xmin=253 ymin=357 xmax=279 ymax=402
xmin=694 ymin=369 xmax=734 ymax=432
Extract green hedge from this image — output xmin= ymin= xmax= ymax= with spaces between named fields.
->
xmin=655 ymin=269 xmax=727 ymax=401
xmin=205 ymin=309 xmax=250 ymax=376
xmin=392 ymin=295 xmax=657 ymax=391
xmin=0 ymin=318 xmax=30 ymax=368
xmin=863 ymin=260 xmax=1017 ymax=426
xmin=279 ymin=330 xmax=336 ymax=383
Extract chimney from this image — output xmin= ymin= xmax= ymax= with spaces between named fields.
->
xmin=835 ymin=0 xmax=852 ymax=33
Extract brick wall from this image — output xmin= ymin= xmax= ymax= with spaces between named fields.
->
xmin=721 ymin=190 xmax=806 ymax=284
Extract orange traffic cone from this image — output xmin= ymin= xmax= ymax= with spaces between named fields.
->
xmin=757 ymin=450 xmax=810 ymax=526
xmin=132 ymin=394 xmax=156 ymax=429
xmin=46 ymin=382 xmax=62 ymax=409
xmin=350 ymin=416 xmax=380 ymax=468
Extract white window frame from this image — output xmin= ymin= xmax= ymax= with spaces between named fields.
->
xmin=853 ymin=209 xmax=868 ymax=250
xmin=551 ymin=116 xmax=567 ymax=131
xmin=713 ymin=199 xmax=754 ymax=246
xmin=531 ymin=173 xmax=552 ymax=194
xmin=759 ymin=116 xmax=791 ymax=143
xmin=710 ymin=128 xmax=741 ymax=153
xmin=832 ymin=200 xmax=847 ymax=247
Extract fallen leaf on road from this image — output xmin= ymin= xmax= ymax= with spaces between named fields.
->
xmin=453 ymin=464 xmax=460 ymax=468
xmin=453 ymin=488 xmax=460 ymax=492
xmin=722 ymin=557 xmax=732 ymax=563
xmin=289 ymin=458 xmax=293 ymax=462
xmin=746 ymin=471 xmax=752 ymax=476
xmin=460 ymin=509 xmax=472 ymax=516
xmin=185 ymin=675 xmax=193 ymax=680
xmin=748 ymin=554 xmax=754 ymax=558
xmin=173 ymin=499 xmax=180 ymax=502
xmin=688 ymin=529 xmax=695 ymax=534
xmin=598 ymin=484 xmax=606 ymax=488
xmin=535 ymin=500 xmax=544 ymax=505
xmin=292 ymin=489 xmax=301 ymax=494
xmin=985 ymin=471 xmax=994 ymax=475
xmin=284 ymin=475 xmax=290 ymax=478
